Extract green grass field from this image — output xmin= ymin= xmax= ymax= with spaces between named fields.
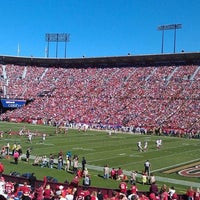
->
xmin=0 ymin=121 xmax=200 ymax=194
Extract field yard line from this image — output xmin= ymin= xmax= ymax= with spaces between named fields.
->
xmin=88 ymin=145 xmax=200 ymax=167
xmin=148 ymin=148 xmax=200 ymax=169
xmin=83 ymin=139 xmax=198 ymax=161
xmin=120 ymin=148 xmax=200 ymax=168
xmin=151 ymin=158 xmax=200 ymax=172
xmin=89 ymin=153 xmax=143 ymax=163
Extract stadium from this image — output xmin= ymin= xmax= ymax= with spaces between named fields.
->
xmin=0 ymin=51 xmax=199 ymax=200
xmin=0 ymin=1 xmax=200 ymax=199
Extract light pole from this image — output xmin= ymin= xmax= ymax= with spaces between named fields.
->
xmin=45 ymin=33 xmax=70 ymax=58
xmin=158 ymin=24 xmax=182 ymax=54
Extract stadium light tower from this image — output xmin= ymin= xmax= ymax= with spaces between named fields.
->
xmin=45 ymin=33 xmax=70 ymax=58
xmin=158 ymin=24 xmax=182 ymax=54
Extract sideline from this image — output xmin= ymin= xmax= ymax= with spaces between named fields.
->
xmin=86 ymin=164 xmax=200 ymax=188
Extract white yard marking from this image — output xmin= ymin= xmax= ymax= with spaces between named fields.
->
xmin=129 ymin=154 xmax=143 ymax=158
xmin=36 ymin=143 xmax=55 ymax=146
xmin=73 ymin=147 xmax=94 ymax=151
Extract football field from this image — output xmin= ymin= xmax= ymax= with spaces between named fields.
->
xmin=0 ymin=122 xmax=200 ymax=194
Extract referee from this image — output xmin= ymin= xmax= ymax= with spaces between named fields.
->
xmin=144 ymin=160 xmax=151 ymax=176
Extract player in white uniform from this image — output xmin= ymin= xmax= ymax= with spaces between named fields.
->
xmin=143 ymin=141 xmax=148 ymax=152
xmin=42 ymin=133 xmax=46 ymax=143
xmin=156 ymin=139 xmax=162 ymax=149
xmin=28 ymin=132 xmax=33 ymax=143
xmin=159 ymin=139 xmax=162 ymax=147
xmin=156 ymin=139 xmax=160 ymax=149
xmin=137 ymin=141 xmax=143 ymax=152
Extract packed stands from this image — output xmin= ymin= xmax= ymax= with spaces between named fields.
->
xmin=0 ymin=63 xmax=199 ymax=135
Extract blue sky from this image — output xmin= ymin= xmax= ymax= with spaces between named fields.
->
xmin=0 ymin=0 xmax=200 ymax=58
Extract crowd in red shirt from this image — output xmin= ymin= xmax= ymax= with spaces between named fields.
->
xmin=0 ymin=64 xmax=199 ymax=135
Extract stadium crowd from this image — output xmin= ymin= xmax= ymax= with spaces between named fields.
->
xmin=0 ymin=64 xmax=199 ymax=136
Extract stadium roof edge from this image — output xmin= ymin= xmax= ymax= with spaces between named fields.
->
xmin=0 ymin=52 xmax=200 ymax=68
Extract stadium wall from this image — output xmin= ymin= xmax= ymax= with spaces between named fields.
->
xmin=0 ymin=52 xmax=200 ymax=68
